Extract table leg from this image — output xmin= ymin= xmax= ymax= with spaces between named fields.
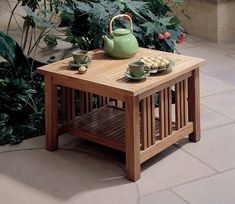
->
xmin=125 ymin=96 xmax=140 ymax=181
xmin=45 ymin=76 xmax=58 ymax=151
xmin=188 ymin=68 xmax=200 ymax=142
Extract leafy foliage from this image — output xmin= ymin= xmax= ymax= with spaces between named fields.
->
xmin=0 ymin=32 xmax=44 ymax=145
xmin=49 ymin=0 xmax=185 ymax=52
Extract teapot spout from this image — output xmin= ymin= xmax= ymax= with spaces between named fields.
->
xmin=103 ymin=35 xmax=114 ymax=54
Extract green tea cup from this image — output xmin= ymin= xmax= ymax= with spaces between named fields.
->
xmin=73 ymin=50 xmax=91 ymax=64
xmin=128 ymin=61 xmax=145 ymax=77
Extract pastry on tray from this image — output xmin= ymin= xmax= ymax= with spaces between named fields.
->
xmin=139 ymin=56 xmax=171 ymax=70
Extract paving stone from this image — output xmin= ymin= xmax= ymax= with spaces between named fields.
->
xmin=229 ymin=53 xmax=235 ymax=59
xmin=208 ymin=65 xmax=235 ymax=86
xmin=200 ymin=105 xmax=233 ymax=131
xmin=200 ymin=72 xmax=235 ymax=97
xmin=179 ymin=47 xmax=235 ymax=74
xmin=140 ymin=190 xmax=188 ymax=204
xmin=172 ymin=169 xmax=235 ymax=204
xmin=0 ymin=134 xmax=77 ymax=153
xmin=178 ymin=123 xmax=235 ymax=172
xmin=0 ymin=149 xmax=138 ymax=204
xmin=201 ymin=90 xmax=235 ymax=120
xmin=137 ymin=146 xmax=215 ymax=196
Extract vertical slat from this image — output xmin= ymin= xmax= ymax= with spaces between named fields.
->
xmin=98 ymin=95 xmax=103 ymax=107
xmin=66 ymin=88 xmax=71 ymax=121
xmin=70 ymin=89 xmax=75 ymax=119
xmin=180 ymin=81 xmax=185 ymax=127
xmin=147 ymin=97 xmax=152 ymax=146
xmin=89 ymin=93 xmax=93 ymax=112
xmin=175 ymin=82 xmax=181 ymax=130
xmin=168 ymin=87 xmax=172 ymax=135
xmin=159 ymin=90 xmax=165 ymax=139
xmin=106 ymin=97 xmax=110 ymax=105
xmin=98 ymin=96 xmax=110 ymax=108
xmin=80 ymin=91 xmax=85 ymax=115
xmin=102 ymin=96 xmax=107 ymax=105
xmin=61 ymin=87 xmax=67 ymax=123
xmin=61 ymin=87 xmax=75 ymax=122
xmin=151 ymin=95 xmax=156 ymax=144
xmin=64 ymin=88 xmax=75 ymax=121
xmin=183 ymin=79 xmax=188 ymax=125
xmin=85 ymin=92 xmax=89 ymax=113
xmin=140 ymin=99 xmax=147 ymax=150
xmin=164 ymin=89 xmax=169 ymax=137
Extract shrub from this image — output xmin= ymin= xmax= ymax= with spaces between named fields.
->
xmin=0 ymin=32 xmax=44 ymax=145
xmin=57 ymin=0 xmax=185 ymax=52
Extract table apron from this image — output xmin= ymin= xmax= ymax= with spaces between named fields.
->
xmin=53 ymin=75 xmax=129 ymax=101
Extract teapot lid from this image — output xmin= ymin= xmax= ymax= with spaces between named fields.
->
xmin=113 ymin=28 xmax=130 ymax=36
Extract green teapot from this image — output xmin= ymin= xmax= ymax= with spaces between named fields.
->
xmin=103 ymin=14 xmax=139 ymax=59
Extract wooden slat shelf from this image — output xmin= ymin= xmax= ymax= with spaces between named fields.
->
xmin=64 ymin=106 xmax=176 ymax=152
xmin=65 ymin=106 xmax=126 ymax=151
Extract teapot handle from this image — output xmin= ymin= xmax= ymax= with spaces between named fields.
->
xmin=109 ymin=14 xmax=133 ymax=34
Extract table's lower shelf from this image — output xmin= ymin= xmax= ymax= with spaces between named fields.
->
xmin=65 ymin=106 xmax=126 ymax=151
xmin=64 ymin=106 xmax=176 ymax=152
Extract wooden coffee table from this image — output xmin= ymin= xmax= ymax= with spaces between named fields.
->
xmin=37 ymin=48 xmax=205 ymax=181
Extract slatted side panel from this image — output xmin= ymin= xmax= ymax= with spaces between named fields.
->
xmin=175 ymin=79 xmax=188 ymax=130
xmin=80 ymin=92 xmax=125 ymax=115
xmin=140 ymin=95 xmax=156 ymax=150
xmin=109 ymin=99 xmax=125 ymax=109
xmin=80 ymin=91 xmax=95 ymax=115
xmin=61 ymin=87 xmax=75 ymax=123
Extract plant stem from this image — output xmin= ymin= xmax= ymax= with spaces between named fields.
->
xmin=7 ymin=0 xmax=21 ymax=34
xmin=22 ymin=24 xmax=30 ymax=51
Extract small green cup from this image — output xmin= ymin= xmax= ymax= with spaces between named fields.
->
xmin=128 ymin=61 xmax=145 ymax=77
xmin=73 ymin=50 xmax=91 ymax=64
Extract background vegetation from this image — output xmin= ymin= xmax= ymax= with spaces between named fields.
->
xmin=0 ymin=0 xmax=185 ymax=145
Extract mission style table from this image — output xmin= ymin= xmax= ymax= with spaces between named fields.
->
xmin=37 ymin=48 xmax=205 ymax=181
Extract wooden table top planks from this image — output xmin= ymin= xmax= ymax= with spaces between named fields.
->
xmin=37 ymin=48 xmax=205 ymax=99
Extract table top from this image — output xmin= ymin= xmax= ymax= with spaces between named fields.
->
xmin=37 ymin=48 xmax=205 ymax=98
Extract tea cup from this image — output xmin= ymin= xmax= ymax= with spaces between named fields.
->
xmin=73 ymin=50 xmax=91 ymax=64
xmin=128 ymin=60 xmax=146 ymax=77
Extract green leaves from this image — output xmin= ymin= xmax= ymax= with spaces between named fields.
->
xmin=0 ymin=32 xmax=30 ymax=79
xmin=72 ymin=0 xmax=92 ymax=12
xmin=0 ymin=114 xmax=9 ymax=127
xmin=0 ymin=114 xmax=13 ymax=145
xmin=0 ymin=33 xmax=44 ymax=145
xmin=141 ymin=22 xmax=159 ymax=36
xmin=0 ymin=32 xmax=16 ymax=66
xmin=23 ymin=6 xmax=54 ymax=29
xmin=56 ymin=0 xmax=184 ymax=52
xmin=124 ymin=1 xmax=146 ymax=20
xmin=44 ymin=35 xmax=58 ymax=47
xmin=158 ymin=16 xmax=175 ymax=27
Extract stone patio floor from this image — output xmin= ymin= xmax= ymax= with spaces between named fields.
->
xmin=1 ymin=36 xmax=235 ymax=204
